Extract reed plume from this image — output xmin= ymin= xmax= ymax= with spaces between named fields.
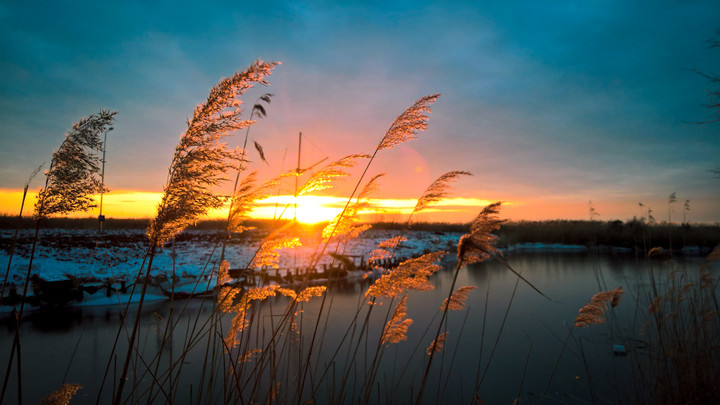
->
xmin=315 ymin=94 xmax=440 ymax=261
xmin=322 ymin=173 xmax=384 ymax=242
xmin=441 ymin=285 xmax=477 ymax=311
xmin=297 ymin=153 xmax=370 ymax=196
xmin=113 ymin=61 xmax=278 ymax=404
xmin=41 ymin=384 xmax=82 ymax=405
xmin=250 ymin=235 xmax=301 ymax=269
xmin=381 ymin=295 xmax=413 ymax=344
xmin=411 ymin=170 xmax=472 ymax=217
xmin=366 ymin=251 xmax=445 ymax=299
xmin=426 ymin=331 xmax=449 ymax=355
xmin=227 ymin=171 xmax=291 ymax=233
xmin=240 ymin=348 xmax=262 ymax=363
xmin=278 ymin=286 xmax=327 ymax=302
xmin=457 ymin=202 xmax=504 ymax=267
xmin=378 ymin=94 xmax=441 ymax=151
xmin=148 ymin=60 xmax=278 ymax=245
xmin=574 ymin=287 xmax=624 ymax=328
xmin=35 ymin=110 xmax=116 ymax=217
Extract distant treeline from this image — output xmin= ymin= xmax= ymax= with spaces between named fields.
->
xmin=1 ymin=215 xmax=718 ymax=249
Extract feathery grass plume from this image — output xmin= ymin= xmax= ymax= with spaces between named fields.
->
xmin=225 ymin=297 xmax=250 ymax=349
xmin=378 ymin=94 xmax=440 ymax=151
xmin=706 ymin=245 xmax=720 ymax=262
xmin=647 ymin=247 xmax=664 ymax=257
xmin=315 ymin=95 xmax=440 ymax=263
xmin=369 ymin=235 xmax=408 ymax=263
xmin=296 ymin=286 xmax=327 ymax=302
xmin=253 ymin=141 xmax=269 ymax=165
xmin=227 ymin=171 xmax=292 ymax=233
xmin=217 ymin=286 xmax=241 ymax=313
xmin=411 ymin=170 xmax=472 ymax=217
xmin=366 ymin=251 xmax=445 ymax=299
xmin=457 ymin=202 xmax=504 ymax=267
xmin=148 ymin=60 xmax=278 ymax=245
xmin=35 ymin=110 xmax=116 ymax=217
xmin=218 ymin=260 xmax=231 ymax=285
xmin=574 ymin=287 xmax=624 ymax=328
xmin=379 ymin=235 xmax=408 ymax=249
xmin=250 ymin=235 xmax=301 ymax=269
xmin=277 ymin=286 xmax=327 ymax=302
xmin=322 ymin=173 xmax=384 ymax=241
xmin=441 ymin=285 xmax=477 ymax=311
xmin=426 ymin=331 xmax=449 ymax=355
xmin=245 ymin=284 xmax=282 ymax=300
xmin=297 ymin=154 xmax=370 ymax=196
xmin=225 ymin=285 xmax=284 ymax=348
xmin=41 ymin=384 xmax=82 ymax=405
xmin=381 ymin=295 xmax=413 ymax=344
xmin=240 ymin=348 xmax=262 ymax=363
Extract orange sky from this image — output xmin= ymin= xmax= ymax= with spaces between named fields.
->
xmin=3 ymin=188 xmax=710 ymax=224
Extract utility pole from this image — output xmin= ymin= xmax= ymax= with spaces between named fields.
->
xmin=98 ymin=126 xmax=113 ymax=234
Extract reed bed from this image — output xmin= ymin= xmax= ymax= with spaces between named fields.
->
xmin=1 ymin=60 xmax=719 ymax=405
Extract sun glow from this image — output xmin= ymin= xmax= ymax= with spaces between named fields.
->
xmin=252 ymin=196 xmax=346 ymax=224
xmin=0 ymin=188 xmax=515 ymax=224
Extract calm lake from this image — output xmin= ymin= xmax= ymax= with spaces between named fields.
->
xmin=0 ymin=252 xmax=710 ymax=404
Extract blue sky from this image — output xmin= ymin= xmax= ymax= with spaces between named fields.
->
xmin=1 ymin=1 xmax=718 ymax=222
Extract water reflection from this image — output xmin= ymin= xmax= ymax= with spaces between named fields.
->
xmin=0 ymin=254 xmax=710 ymax=404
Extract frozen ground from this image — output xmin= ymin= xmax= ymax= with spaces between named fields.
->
xmin=1 ymin=228 xmax=462 ymax=284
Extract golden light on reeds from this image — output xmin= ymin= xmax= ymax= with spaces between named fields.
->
xmin=41 ymin=384 xmax=82 ymax=405
xmin=366 ymin=251 xmax=445 ymax=299
xmin=381 ymin=295 xmax=413 ymax=344
xmin=574 ymin=287 xmax=624 ymax=328
xmin=426 ymin=331 xmax=448 ymax=355
xmin=441 ymin=285 xmax=477 ymax=311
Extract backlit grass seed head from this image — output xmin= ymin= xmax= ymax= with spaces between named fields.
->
xmin=441 ymin=285 xmax=477 ymax=311
xmin=148 ymin=60 xmax=278 ymax=244
xmin=370 ymin=236 xmax=408 ymax=264
xmin=225 ymin=285 xmax=281 ymax=348
xmin=297 ymin=286 xmax=326 ymax=302
xmin=574 ymin=287 xmax=624 ymax=328
xmin=412 ymin=170 xmax=472 ymax=216
xmin=382 ymin=295 xmax=413 ymax=344
xmin=378 ymin=94 xmax=440 ymax=151
xmin=379 ymin=235 xmax=408 ymax=249
xmin=217 ymin=286 xmax=240 ymax=313
xmin=36 ymin=110 xmax=116 ymax=218
xmin=228 ymin=171 xmax=291 ymax=233
xmin=457 ymin=202 xmax=504 ymax=267
xmin=370 ymin=248 xmax=392 ymax=263
xmin=366 ymin=251 xmax=445 ymax=299
xmin=298 ymin=154 xmax=370 ymax=196
xmin=426 ymin=331 xmax=448 ymax=355
xmin=246 ymin=284 xmax=281 ymax=300
xmin=277 ymin=286 xmax=327 ymax=302
xmin=42 ymin=383 xmax=82 ymax=405
xmin=240 ymin=348 xmax=262 ymax=363
xmin=218 ymin=260 xmax=231 ymax=285
xmin=322 ymin=173 xmax=384 ymax=241
xmin=251 ymin=236 xmax=301 ymax=269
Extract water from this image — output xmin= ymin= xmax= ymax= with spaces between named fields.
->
xmin=0 ymin=253 xmax=709 ymax=404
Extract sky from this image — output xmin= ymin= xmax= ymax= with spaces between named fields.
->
xmin=1 ymin=1 xmax=719 ymax=224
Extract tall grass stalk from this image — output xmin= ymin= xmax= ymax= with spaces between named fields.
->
xmin=110 ymin=60 xmax=277 ymax=404
xmin=1 ymin=110 xmax=114 ymax=405
xmin=0 ymin=164 xmax=42 ymax=306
